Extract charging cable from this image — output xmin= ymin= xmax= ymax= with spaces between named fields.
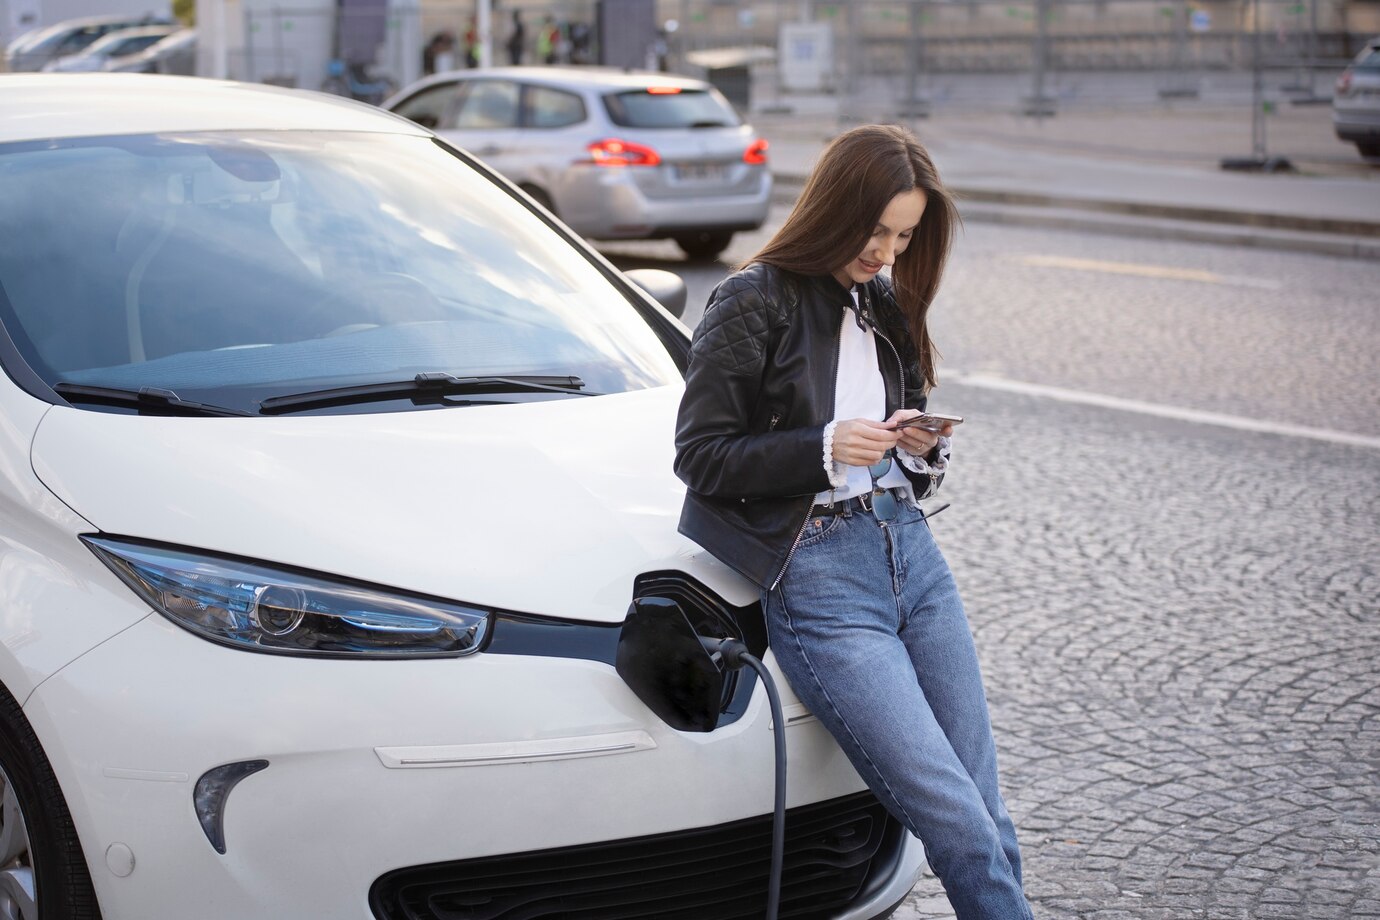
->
xmin=700 ymin=637 xmax=787 ymax=920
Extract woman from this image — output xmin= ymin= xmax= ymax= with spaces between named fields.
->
xmin=674 ymin=124 xmax=1034 ymax=919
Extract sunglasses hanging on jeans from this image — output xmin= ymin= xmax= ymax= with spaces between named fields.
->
xmin=867 ymin=451 xmax=901 ymax=522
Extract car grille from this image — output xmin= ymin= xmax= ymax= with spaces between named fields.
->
xmin=369 ymin=791 xmax=903 ymax=920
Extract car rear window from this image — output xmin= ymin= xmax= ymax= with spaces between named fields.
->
xmin=1356 ymin=48 xmax=1380 ymax=71
xmin=602 ymin=89 xmax=741 ymax=129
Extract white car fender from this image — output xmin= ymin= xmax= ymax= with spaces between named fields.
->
xmin=0 ymin=384 xmax=148 ymax=705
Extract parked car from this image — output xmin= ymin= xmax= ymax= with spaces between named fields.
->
xmin=41 ymin=24 xmax=179 ymax=72
xmin=0 ymin=73 xmax=923 ymax=919
xmin=4 ymin=13 xmax=172 ymax=71
xmin=101 ymin=27 xmax=196 ymax=75
xmin=384 ymin=66 xmax=772 ymax=260
xmin=1333 ymin=35 xmax=1380 ymax=159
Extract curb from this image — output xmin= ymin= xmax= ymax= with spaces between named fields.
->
xmin=952 ymin=202 xmax=1380 ymax=260
xmin=950 ymin=187 xmax=1380 ymax=238
xmin=771 ymin=175 xmax=1380 ymax=260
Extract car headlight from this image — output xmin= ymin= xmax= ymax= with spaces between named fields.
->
xmin=82 ymin=536 xmax=489 ymax=658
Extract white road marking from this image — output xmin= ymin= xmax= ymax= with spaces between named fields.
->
xmin=1018 ymin=254 xmax=1283 ymax=290
xmin=943 ymin=371 xmax=1380 ymax=450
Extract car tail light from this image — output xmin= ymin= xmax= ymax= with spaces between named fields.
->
xmin=744 ymin=138 xmax=769 ymax=165
xmin=587 ymin=138 xmax=662 ymax=167
xmin=1336 ymin=68 xmax=1353 ymax=95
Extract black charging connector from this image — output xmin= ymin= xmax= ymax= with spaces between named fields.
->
xmin=699 ymin=636 xmax=787 ymax=920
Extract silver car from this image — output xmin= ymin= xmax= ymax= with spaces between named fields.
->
xmin=4 ymin=14 xmax=172 ymax=71
xmin=385 ymin=66 xmax=772 ymax=260
xmin=40 ymin=25 xmax=179 ymax=72
xmin=103 ymin=28 xmax=196 ymax=74
xmin=1333 ymin=36 xmax=1380 ymax=159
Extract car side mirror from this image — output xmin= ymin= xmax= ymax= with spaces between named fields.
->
xmin=624 ymin=268 xmax=687 ymax=319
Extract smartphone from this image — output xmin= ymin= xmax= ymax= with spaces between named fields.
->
xmin=896 ymin=412 xmax=964 ymax=432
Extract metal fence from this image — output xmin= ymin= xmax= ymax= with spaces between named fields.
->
xmin=231 ymin=0 xmax=1370 ymax=114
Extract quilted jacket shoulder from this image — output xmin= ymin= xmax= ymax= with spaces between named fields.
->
xmin=689 ymin=263 xmax=799 ymax=375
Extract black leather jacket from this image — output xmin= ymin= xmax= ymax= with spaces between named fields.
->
xmin=674 ymin=262 xmax=940 ymax=589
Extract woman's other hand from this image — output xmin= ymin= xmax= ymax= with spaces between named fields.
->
xmin=832 ymin=419 xmax=900 ymax=466
xmin=887 ymin=410 xmax=952 ymax=457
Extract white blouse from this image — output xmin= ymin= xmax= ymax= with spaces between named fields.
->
xmin=814 ymin=287 xmax=950 ymax=505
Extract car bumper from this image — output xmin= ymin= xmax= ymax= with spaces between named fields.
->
xmin=28 ymin=612 xmax=924 ymax=918
xmin=555 ymin=167 xmax=772 ymax=240
xmin=1333 ymin=107 xmax=1380 ymax=142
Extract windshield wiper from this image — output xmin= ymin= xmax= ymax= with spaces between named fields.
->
xmin=53 ymin=383 xmax=253 ymax=417
xmin=688 ymin=120 xmax=733 ymax=128
xmin=258 ymin=373 xmax=588 ymax=415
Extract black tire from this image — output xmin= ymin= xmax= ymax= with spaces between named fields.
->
xmin=675 ymin=231 xmax=733 ymax=261
xmin=1357 ymin=142 xmax=1380 ymax=159
xmin=519 ymin=185 xmax=558 ymax=219
xmin=0 ymin=686 xmax=101 ymax=919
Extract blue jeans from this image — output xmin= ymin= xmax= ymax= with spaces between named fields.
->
xmin=762 ymin=501 xmax=1033 ymax=920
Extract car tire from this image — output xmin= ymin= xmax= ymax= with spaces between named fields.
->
xmin=0 ymin=686 xmax=101 ymax=920
xmin=1357 ymin=142 xmax=1380 ymax=159
xmin=675 ymin=231 xmax=733 ymax=261
xmin=519 ymin=185 xmax=558 ymax=219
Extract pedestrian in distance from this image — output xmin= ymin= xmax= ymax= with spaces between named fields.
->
xmin=422 ymin=30 xmax=455 ymax=75
xmin=537 ymin=15 xmax=560 ymax=65
xmin=506 ymin=10 xmax=525 ymax=66
xmin=674 ymin=124 xmax=1036 ymax=920
xmin=463 ymin=17 xmax=478 ymax=68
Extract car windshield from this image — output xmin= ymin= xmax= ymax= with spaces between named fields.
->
xmin=0 ymin=131 xmax=682 ymax=414
xmin=88 ymin=32 xmax=166 ymax=57
xmin=6 ymin=24 xmax=75 ymax=55
xmin=603 ymin=89 xmax=741 ymax=129
xmin=1356 ymin=47 xmax=1380 ymax=71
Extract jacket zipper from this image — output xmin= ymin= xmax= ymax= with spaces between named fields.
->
xmin=771 ymin=304 xmax=848 ymax=591
xmin=865 ymin=285 xmax=906 ymax=410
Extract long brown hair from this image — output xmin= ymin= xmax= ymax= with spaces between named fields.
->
xmin=750 ymin=124 xmax=957 ymax=391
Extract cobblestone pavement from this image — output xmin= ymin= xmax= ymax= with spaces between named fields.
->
xmin=909 ymin=381 xmax=1380 ymax=919
xmin=602 ymin=216 xmax=1380 ymax=919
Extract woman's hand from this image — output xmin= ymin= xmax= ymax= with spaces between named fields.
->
xmin=831 ymin=419 xmax=901 ymax=467
xmin=887 ymin=410 xmax=953 ymax=457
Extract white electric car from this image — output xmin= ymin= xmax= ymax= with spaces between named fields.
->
xmin=0 ymin=74 xmax=924 ymax=919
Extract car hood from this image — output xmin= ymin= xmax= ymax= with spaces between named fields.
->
xmin=30 ymin=386 xmax=756 ymax=622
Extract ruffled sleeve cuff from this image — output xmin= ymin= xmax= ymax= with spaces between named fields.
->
xmin=896 ymin=436 xmax=952 ymax=500
xmin=821 ymin=420 xmax=848 ymax=489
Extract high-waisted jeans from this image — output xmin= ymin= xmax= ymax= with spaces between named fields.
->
xmin=762 ymin=500 xmax=1033 ymax=920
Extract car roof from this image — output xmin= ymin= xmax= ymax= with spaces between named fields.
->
xmin=8 ymin=15 xmax=164 ymax=49
xmin=409 ymin=65 xmax=709 ymax=95
xmin=0 ymin=74 xmax=431 ymax=144
xmin=81 ymin=25 xmax=180 ymax=53
xmin=139 ymin=29 xmax=197 ymax=51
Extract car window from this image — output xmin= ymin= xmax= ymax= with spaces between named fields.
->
xmin=524 ymin=86 xmax=586 ymax=129
xmin=391 ymin=82 xmax=463 ymax=130
xmin=106 ymin=34 xmax=165 ymax=56
xmin=455 ymin=81 xmax=520 ymax=129
xmin=56 ymin=26 xmax=105 ymax=54
xmin=1356 ymin=48 xmax=1380 ymax=71
xmin=602 ymin=88 xmax=741 ymax=129
xmin=0 ymin=132 xmax=681 ymax=413
xmin=11 ymin=26 xmax=70 ymax=55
